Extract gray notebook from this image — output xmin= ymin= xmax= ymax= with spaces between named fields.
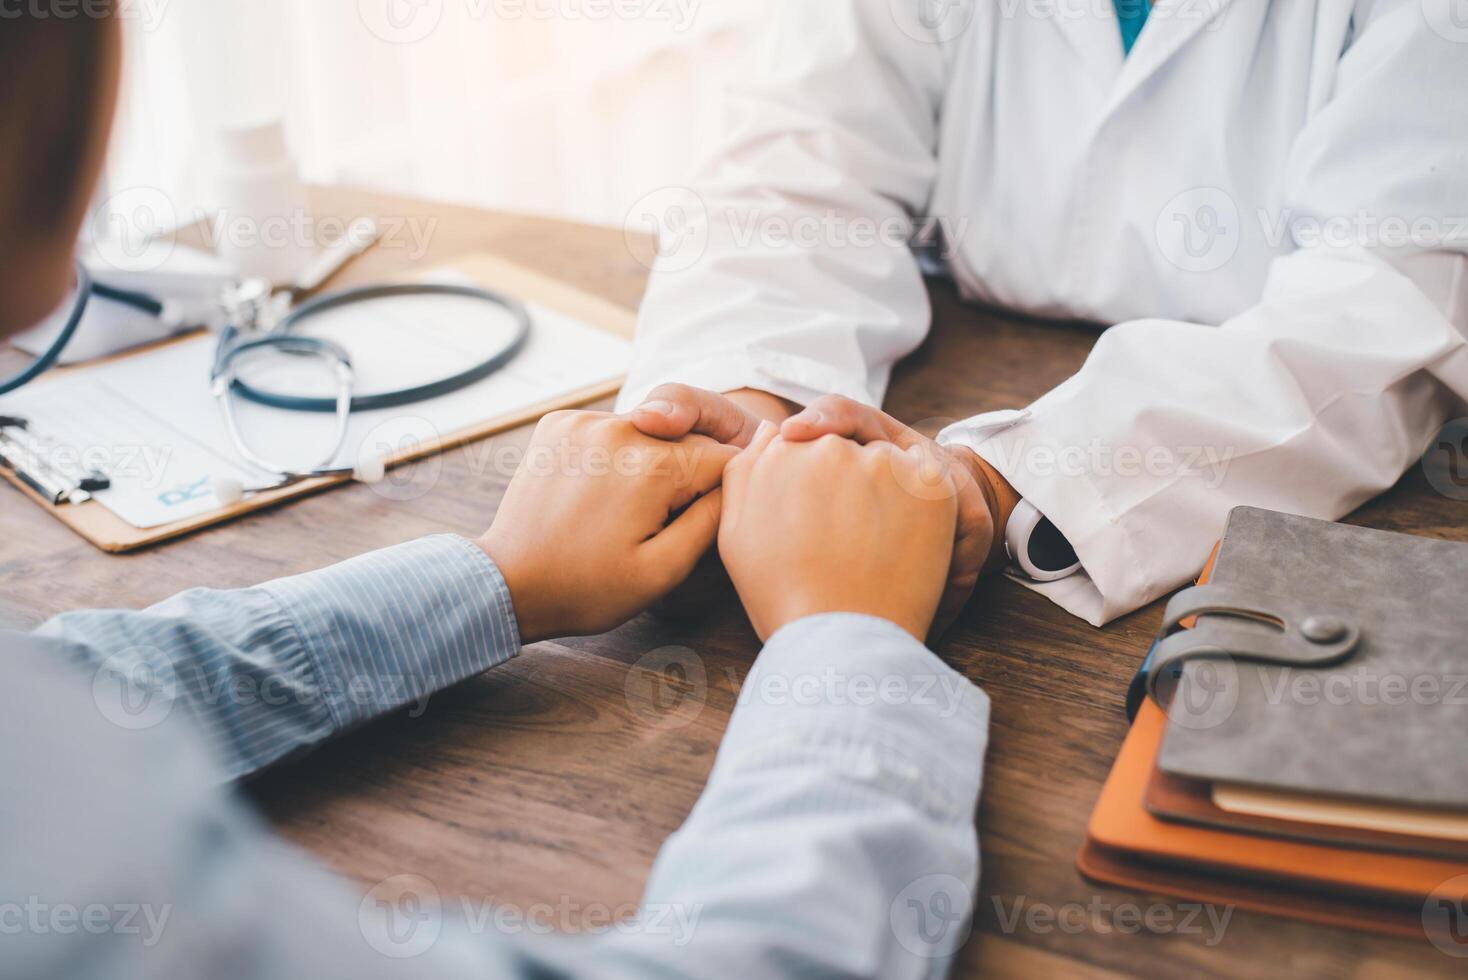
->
xmin=1151 ymin=506 xmax=1468 ymax=811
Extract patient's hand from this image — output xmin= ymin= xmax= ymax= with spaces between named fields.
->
xmin=780 ymin=395 xmax=1006 ymax=633
xmin=719 ymin=422 xmax=958 ymax=642
xmin=478 ymin=411 xmax=737 ymax=642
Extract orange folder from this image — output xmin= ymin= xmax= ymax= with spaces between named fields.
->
xmin=1083 ymin=702 xmax=1462 ymax=900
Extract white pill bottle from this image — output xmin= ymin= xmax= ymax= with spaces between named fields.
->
xmin=213 ymin=120 xmax=316 ymax=286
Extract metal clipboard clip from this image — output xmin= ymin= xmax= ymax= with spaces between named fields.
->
xmin=0 ymin=415 xmax=110 ymax=506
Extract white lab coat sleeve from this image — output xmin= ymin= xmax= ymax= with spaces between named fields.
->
xmin=939 ymin=0 xmax=1468 ymax=626
xmin=614 ymin=0 xmax=948 ymax=412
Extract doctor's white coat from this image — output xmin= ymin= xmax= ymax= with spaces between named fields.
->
xmin=616 ymin=0 xmax=1468 ymax=625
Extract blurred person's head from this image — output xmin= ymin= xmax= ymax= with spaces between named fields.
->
xmin=0 ymin=7 xmax=121 ymax=339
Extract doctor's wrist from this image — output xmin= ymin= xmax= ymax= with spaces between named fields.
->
xmin=952 ymin=447 xmax=1020 ymax=573
xmin=726 ymin=387 xmax=799 ymax=427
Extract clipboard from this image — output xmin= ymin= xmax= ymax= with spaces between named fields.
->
xmin=0 ymin=251 xmax=636 ymax=553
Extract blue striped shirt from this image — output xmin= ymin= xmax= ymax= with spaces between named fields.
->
xmin=2 ymin=535 xmax=990 ymax=979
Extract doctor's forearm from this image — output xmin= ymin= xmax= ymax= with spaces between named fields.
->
xmin=945 ymin=248 xmax=1468 ymax=626
xmin=615 ymin=0 xmax=946 ymax=413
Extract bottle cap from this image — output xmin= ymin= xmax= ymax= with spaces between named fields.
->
xmin=218 ymin=120 xmax=290 ymax=170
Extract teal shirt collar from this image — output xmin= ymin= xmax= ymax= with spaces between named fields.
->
xmin=1115 ymin=0 xmax=1150 ymax=54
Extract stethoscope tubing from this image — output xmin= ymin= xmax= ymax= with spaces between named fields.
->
xmin=0 ymin=261 xmax=94 ymax=397
xmin=222 ymin=281 xmax=533 ymax=413
xmin=1 ymin=262 xmax=182 ymax=397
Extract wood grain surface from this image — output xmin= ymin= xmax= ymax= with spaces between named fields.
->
xmin=2 ymin=186 xmax=1462 ymax=978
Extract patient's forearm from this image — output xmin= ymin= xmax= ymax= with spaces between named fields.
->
xmin=31 ymin=535 xmax=522 ymax=782
xmin=584 ymin=613 xmax=990 ymax=978
xmin=7 ymin=610 xmax=988 ymax=980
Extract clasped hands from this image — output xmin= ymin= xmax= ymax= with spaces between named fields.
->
xmin=479 ymin=385 xmax=1003 ymax=646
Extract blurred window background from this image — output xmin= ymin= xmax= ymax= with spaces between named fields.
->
xmin=107 ymin=0 xmax=761 ymax=230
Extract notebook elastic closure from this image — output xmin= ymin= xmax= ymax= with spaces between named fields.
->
xmin=1145 ymin=582 xmax=1361 ymax=707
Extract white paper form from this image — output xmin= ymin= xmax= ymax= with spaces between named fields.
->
xmin=0 ymin=297 xmax=632 ymax=528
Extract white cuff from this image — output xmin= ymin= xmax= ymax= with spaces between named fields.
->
xmin=938 ymin=410 xmax=1161 ymax=627
xmin=615 ymin=347 xmax=884 ymax=414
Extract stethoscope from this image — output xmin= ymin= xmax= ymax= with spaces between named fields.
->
xmin=1 ymin=260 xmax=531 ymax=501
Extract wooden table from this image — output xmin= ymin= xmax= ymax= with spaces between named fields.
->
xmin=3 ymin=186 xmax=1460 ymax=978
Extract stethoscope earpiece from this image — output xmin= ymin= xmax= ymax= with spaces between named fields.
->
xmin=212 ymin=476 xmax=246 ymax=507
xmin=353 ymin=453 xmax=386 ymax=485
xmin=212 ymin=452 xmax=387 ymax=506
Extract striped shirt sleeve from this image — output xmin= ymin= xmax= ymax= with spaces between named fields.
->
xmin=31 ymin=534 xmax=521 ymax=781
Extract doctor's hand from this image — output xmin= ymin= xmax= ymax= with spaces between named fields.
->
xmin=719 ymin=423 xmax=958 ymax=642
xmin=629 ymin=384 xmax=797 ymax=448
xmin=780 ymin=395 xmax=1013 ymax=632
xmin=477 ymin=411 xmax=737 ymax=643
